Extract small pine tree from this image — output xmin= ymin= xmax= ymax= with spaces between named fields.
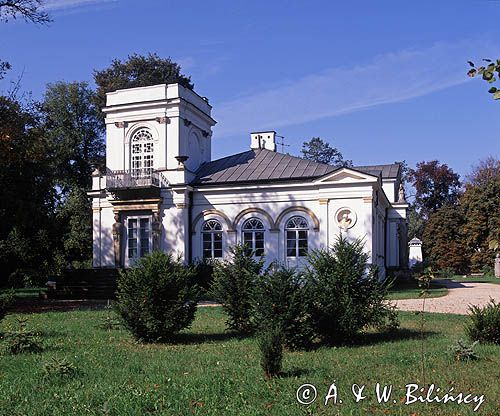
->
xmin=258 ymin=326 xmax=284 ymax=379
xmin=115 ymin=251 xmax=200 ymax=342
xmin=305 ymin=235 xmax=396 ymax=344
xmin=210 ymin=245 xmax=263 ymax=333
xmin=252 ymin=264 xmax=314 ymax=350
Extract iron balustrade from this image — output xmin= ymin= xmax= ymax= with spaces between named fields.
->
xmin=106 ymin=169 xmax=168 ymax=189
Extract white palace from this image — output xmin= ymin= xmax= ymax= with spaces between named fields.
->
xmin=89 ymin=83 xmax=409 ymax=277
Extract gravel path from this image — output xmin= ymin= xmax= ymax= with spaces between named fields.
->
xmin=394 ymin=279 xmax=500 ymax=315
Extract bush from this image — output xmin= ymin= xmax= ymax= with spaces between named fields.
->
xmin=43 ymin=357 xmax=78 ymax=379
xmin=252 ymin=264 xmax=314 ymax=350
xmin=191 ymin=258 xmax=214 ymax=298
xmin=115 ymin=251 xmax=200 ymax=342
xmin=258 ymin=326 xmax=284 ymax=379
xmin=0 ymin=290 xmax=14 ymax=321
xmin=305 ymin=235 xmax=397 ymax=344
xmin=465 ymin=300 xmax=500 ymax=344
xmin=210 ymin=245 xmax=263 ymax=333
xmin=2 ymin=317 xmax=43 ymax=354
xmin=450 ymin=339 xmax=479 ymax=362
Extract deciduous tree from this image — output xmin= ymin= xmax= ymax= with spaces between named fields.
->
xmin=93 ymin=53 xmax=193 ymax=124
xmin=467 ymin=59 xmax=500 ymax=100
xmin=461 ymin=157 xmax=500 ymax=271
xmin=0 ymin=0 xmax=51 ymax=24
xmin=301 ymin=137 xmax=352 ymax=167
xmin=409 ymin=160 xmax=461 ymax=219
xmin=422 ymin=204 xmax=469 ymax=274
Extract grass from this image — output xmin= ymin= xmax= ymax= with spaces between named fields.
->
xmin=450 ymin=275 xmax=500 ymax=285
xmin=0 ymin=307 xmax=498 ymax=415
xmin=387 ymin=279 xmax=448 ymax=300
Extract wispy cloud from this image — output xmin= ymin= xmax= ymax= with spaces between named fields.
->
xmin=213 ymin=39 xmax=498 ymax=137
xmin=43 ymin=0 xmax=116 ymax=11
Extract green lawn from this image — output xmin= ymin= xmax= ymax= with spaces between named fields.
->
xmin=387 ymin=280 xmax=448 ymax=300
xmin=0 ymin=307 xmax=498 ymax=415
xmin=450 ymin=275 xmax=500 ymax=285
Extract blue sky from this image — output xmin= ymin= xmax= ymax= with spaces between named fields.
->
xmin=1 ymin=0 xmax=499 ymax=177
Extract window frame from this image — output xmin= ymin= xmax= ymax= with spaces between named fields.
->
xmin=201 ymin=219 xmax=223 ymax=259
xmin=285 ymin=215 xmax=309 ymax=258
xmin=126 ymin=214 xmax=152 ymax=266
xmin=241 ymin=217 xmax=265 ymax=257
xmin=130 ymin=128 xmax=154 ymax=180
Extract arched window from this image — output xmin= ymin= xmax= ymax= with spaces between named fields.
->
xmin=285 ymin=216 xmax=308 ymax=257
xmin=242 ymin=218 xmax=264 ymax=256
xmin=131 ymin=128 xmax=154 ymax=180
xmin=202 ymin=219 xmax=223 ymax=259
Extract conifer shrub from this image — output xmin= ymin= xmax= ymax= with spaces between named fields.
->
xmin=258 ymin=325 xmax=284 ymax=379
xmin=115 ymin=251 xmax=200 ymax=342
xmin=2 ymin=317 xmax=43 ymax=354
xmin=252 ymin=264 xmax=314 ymax=350
xmin=465 ymin=300 xmax=500 ymax=344
xmin=210 ymin=244 xmax=263 ymax=333
xmin=305 ymin=235 xmax=397 ymax=344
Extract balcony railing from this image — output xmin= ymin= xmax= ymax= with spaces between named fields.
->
xmin=106 ymin=168 xmax=168 ymax=190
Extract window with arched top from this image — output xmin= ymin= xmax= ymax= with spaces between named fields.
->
xmin=285 ymin=216 xmax=308 ymax=257
xmin=131 ymin=128 xmax=154 ymax=180
xmin=242 ymin=218 xmax=265 ymax=256
xmin=202 ymin=219 xmax=223 ymax=259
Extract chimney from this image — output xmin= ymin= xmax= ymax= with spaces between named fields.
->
xmin=250 ymin=131 xmax=276 ymax=152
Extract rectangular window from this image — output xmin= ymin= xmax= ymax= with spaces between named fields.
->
xmin=127 ymin=217 xmax=151 ymax=262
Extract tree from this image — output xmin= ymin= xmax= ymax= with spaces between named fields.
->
xmin=461 ymin=157 xmax=500 ymax=270
xmin=407 ymin=205 xmax=425 ymax=239
xmin=467 ymin=59 xmax=500 ymax=100
xmin=41 ymin=81 xmax=104 ymax=269
xmin=93 ymin=53 xmax=193 ymax=124
xmin=0 ymin=61 xmax=10 ymax=80
xmin=1 ymin=1 xmax=51 ymax=86
xmin=409 ymin=160 xmax=461 ymax=219
xmin=422 ymin=204 xmax=469 ymax=274
xmin=42 ymin=81 xmax=104 ymax=192
xmin=0 ymin=95 xmax=58 ymax=286
xmin=0 ymin=0 xmax=51 ymax=24
xmin=301 ymin=137 xmax=352 ymax=166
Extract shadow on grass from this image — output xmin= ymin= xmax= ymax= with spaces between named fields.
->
xmin=311 ymin=328 xmax=438 ymax=350
xmin=170 ymin=331 xmax=253 ymax=345
xmin=279 ymin=368 xmax=312 ymax=378
xmin=351 ymin=328 xmax=438 ymax=347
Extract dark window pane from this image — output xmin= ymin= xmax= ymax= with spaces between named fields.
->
xmin=213 ymin=249 xmax=223 ymax=258
xmin=298 ymin=247 xmax=308 ymax=257
xmin=298 ymin=230 xmax=308 ymax=239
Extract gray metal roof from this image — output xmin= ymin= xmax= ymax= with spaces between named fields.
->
xmin=192 ymin=149 xmax=400 ymax=186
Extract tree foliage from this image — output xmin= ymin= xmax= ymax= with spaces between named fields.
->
xmin=305 ymin=235 xmax=396 ymax=344
xmin=409 ymin=160 xmax=461 ymax=219
xmin=115 ymin=251 xmax=200 ymax=342
xmin=252 ymin=264 xmax=314 ymax=350
xmin=0 ymin=0 xmax=50 ymax=24
xmin=210 ymin=245 xmax=263 ymax=333
xmin=460 ymin=157 xmax=500 ymax=269
xmin=0 ymin=95 xmax=58 ymax=286
xmin=301 ymin=137 xmax=352 ymax=167
xmin=93 ymin=53 xmax=193 ymax=123
xmin=422 ymin=204 xmax=469 ymax=274
xmin=42 ymin=81 xmax=104 ymax=192
xmin=467 ymin=59 xmax=500 ymax=100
